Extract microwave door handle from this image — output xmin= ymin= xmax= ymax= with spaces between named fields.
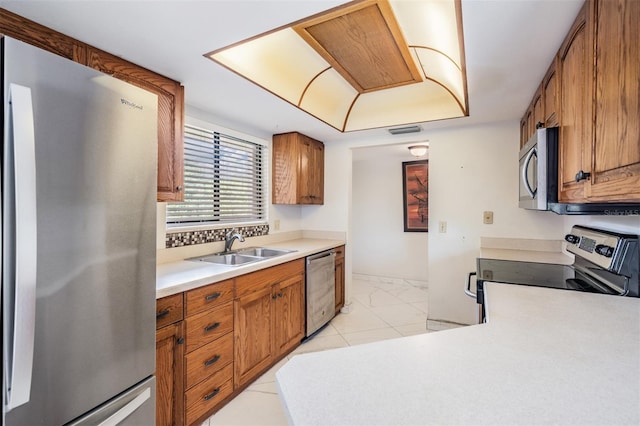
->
xmin=522 ymin=148 xmax=537 ymax=198
xmin=5 ymin=84 xmax=38 ymax=411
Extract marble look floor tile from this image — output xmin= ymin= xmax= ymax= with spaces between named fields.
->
xmin=341 ymin=327 xmax=403 ymax=346
xmin=426 ymin=319 xmax=466 ymax=332
xmin=393 ymin=286 xmax=429 ymax=303
xmin=410 ymin=299 xmax=429 ymax=314
xmin=289 ymin=333 xmax=349 ymax=356
xmin=329 ymin=301 xmax=390 ymax=333
xmin=314 ymin=322 xmax=339 ymax=337
xmin=393 ymin=322 xmax=429 ymax=337
xmin=247 ymin=380 xmax=278 ymax=394
xmin=209 ymin=388 xmax=288 ymax=426
xmin=352 ymin=288 xmax=405 ymax=308
xmin=369 ymin=303 xmax=427 ymax=327
xmin=406 ymin=279 xmax=428 ymax=289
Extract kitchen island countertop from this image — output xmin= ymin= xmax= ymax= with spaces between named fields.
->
xmin=156 ymin=238 xmax=344 ymax=298
xmin=276 ymin=283 xmax=640 ymax=425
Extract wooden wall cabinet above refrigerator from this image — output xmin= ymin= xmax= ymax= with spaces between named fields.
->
xmin=519 ymin=0 xmax=640 ymax=203
xmin=0 ymin=8 xmax=185 ymax=202
xmin=272 ymin=132 xmax=325 ymax=205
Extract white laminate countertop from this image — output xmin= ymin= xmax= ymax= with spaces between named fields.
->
xmin=276 ymin=283 xmax=640 ymax=425
xmin=479 ymin=248 xmax=574 ymax=264
xmin=156 ymin=238 xmax=344 ymax=298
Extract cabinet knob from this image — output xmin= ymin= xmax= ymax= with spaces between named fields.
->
xmin=575 ymin=170 xmax=591 ymax=182
xmin=176 ymin=185 xmax=183 ymax=192
xmin=176 ymin=337 xmax=184 ymax=345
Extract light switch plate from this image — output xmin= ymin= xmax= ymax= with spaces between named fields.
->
xmin=483 ymin=211 xmax=494 ymax=224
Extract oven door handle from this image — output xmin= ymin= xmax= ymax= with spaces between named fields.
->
xmin=464 ymin=272 xmax=477 ymax=298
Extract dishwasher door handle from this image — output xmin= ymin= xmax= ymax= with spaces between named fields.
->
xmin=464 ymin=272 xmax=477 ymax=298
xmin=306 ymin=250 xmax=335 ymax=265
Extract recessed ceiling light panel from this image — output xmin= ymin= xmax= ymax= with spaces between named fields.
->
xmin=206 ymin=0 xmax=468 ymax=133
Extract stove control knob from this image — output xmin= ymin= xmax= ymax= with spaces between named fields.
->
xmin=595 ymin=244 xmax=614 ymax=258
xmin=565 ymin=234 xmax=580 ymax=244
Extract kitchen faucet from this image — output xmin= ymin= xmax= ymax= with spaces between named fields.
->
xmin=224 ymin=228 xmax=245 ymax=252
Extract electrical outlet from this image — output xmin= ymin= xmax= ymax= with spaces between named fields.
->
xmin=439 ymin=221 xmax=447 ymax=233
xmin=274 ymin=219 xmax=280 ymax=230
xmin=483 ymin=211 xmax=494 ymax=224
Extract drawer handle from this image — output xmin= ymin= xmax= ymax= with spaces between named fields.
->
xmin=204 ymin=322 xmax=220 ymax=333
xmin=156 ymin=309 xmax=170 ymax=319
xmin=205 ymin=292 xmax=221 ymax=301
xmin=203 ymin=388 xmax=220 ymax=401
xmin=204 ymin=354 xmax=221 ymax=367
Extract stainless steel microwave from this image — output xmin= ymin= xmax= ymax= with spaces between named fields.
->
xmin=519 ymin=127 xmax=558 ymax=210
xmin=518 ymin=127 xmax=639 ymax=214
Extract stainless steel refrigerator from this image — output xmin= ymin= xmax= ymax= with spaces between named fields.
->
xmin=2 ymin=37 xmax=157 ymax=425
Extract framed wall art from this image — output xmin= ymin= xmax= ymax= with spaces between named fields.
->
xmin=402 ymin=160 xmax=428 ymax=232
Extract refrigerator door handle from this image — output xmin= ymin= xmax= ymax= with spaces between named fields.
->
xmin=96 ymin=387 xmax=151 ymax=426
xmin=5 ymin=84 xmax=38 ymax=411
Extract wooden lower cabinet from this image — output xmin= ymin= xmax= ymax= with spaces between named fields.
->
xmin=157 ymin=256 xmax=341 ymax=425
xmin=156 ymin=296 xmax=185 ymax=426
xmin=335 ymin=245 xmax=345 ymax=313
xmin=233 ymin=285 xmax=274 ymax=388
xmin=234 ymin=259 xmax=305 ymax=389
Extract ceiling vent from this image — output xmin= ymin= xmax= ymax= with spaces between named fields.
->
xmin=388 ymin=125 xmax=422 ymax=135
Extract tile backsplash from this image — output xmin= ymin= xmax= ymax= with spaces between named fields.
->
xmin=165 ymin=225 xmax=269 ymax=248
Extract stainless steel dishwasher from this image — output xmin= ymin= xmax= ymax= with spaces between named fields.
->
xmin=305 ymin=249 xmax=336 ymax=337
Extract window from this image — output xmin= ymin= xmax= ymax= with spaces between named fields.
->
xmin=167 ymin=124 xmax=266 ymax=226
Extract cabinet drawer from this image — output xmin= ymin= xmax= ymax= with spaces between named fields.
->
xmin=185 ymin=279 xmax=234 ymax=317
xmin=185 ymin=363 xmax=233 ymax=426
xmin=235 ymin=259 xmax=304 ymax=298
xmin=185 ymin=302 xmax=233 ymax=353
xmin=185 ymin=332 xmax=233 ymax=390
xmin=156 ymin=293 xmax=183 ymax=329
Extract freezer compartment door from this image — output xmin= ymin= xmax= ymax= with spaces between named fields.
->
xmin=67 ymin=377 xmax=155 ymax=426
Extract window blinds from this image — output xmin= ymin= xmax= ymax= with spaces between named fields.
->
xmin=166 ymin=125 xmax=265 ymax=225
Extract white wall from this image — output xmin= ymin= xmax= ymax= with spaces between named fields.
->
xmin=351 ymin=155 xmax=428 ymax=281
xmin=427 ymin=121 xmax=567 ymax=325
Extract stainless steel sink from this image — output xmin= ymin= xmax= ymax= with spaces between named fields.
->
xmin=187 ymin=247 xmax=295 ymax=266
xmin=236 ymin=247 xmax=294 ymax=257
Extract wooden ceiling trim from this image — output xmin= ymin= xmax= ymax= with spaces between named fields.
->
xmin=409 ymin=45 xmax=463 ymax=72
xmin=414 ymin=49 xmax=467 ymax=115
xmin=298 ymin=66 xmax=332 ymax=106
xmin=293 ymin=0 xmax=422 ymax=94
xmin=342 ymin=92 xmax=361 ymax=132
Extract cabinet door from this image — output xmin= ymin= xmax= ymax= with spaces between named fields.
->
xmin=558 ymin=4 xmax=588 ymax=202
xmin=273 ymin=274 xmax=305 ymax=356
xmin=233 ymin=286 xmax=274 ymax=388
xmin=543 ymin=59 xmax=559 ymax=127
xmin=85 ymin=47 xmax=185 ymax=202
xmin=156 ymin=322 xmax=184 ymax=426
xmin=586 ymin=0 xmax=640 ymax=201
xmin=299 ymin=136 xmax=324 ymax=205
xmin=532 ymin=84 xmax=544 ymax=132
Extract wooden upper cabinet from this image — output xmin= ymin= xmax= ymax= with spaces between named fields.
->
xmin=557 ymin=3 xmax=589 ymax=203
xmin=543 ymin=59 xmax=559 ymax=128
xmin=0 ymin=8 xmax=185 ymax=202
xmin=585 ymin=0 xmax=640 ymax=201
xmin=272 ymin=132 xmax=325 ymax=205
